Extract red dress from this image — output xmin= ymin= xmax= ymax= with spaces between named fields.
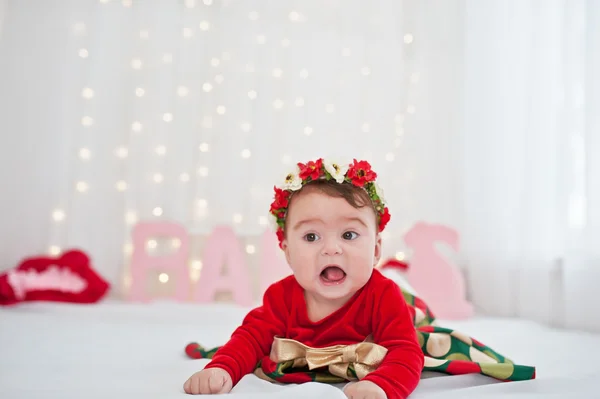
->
xmin=205 ymin=269 xmax=424 ymax=399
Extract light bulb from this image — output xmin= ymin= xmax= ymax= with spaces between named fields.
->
xmin=241 ymin=149 xmax=251 ymax=159
xmin=49 ymin=246 xmax=61 ymax=256
xmin=171 ymin=238 xmax=181 ymax=249
xmin=289 ymin=11 xmax=300 ymax=21
xmin=131 ymin=59 xmax=143 ymax=70
xmin=216 ymin=106 xmax=226 ymax=115
xmin=304 ymin=126 xmax=313 ymax=136
xmin=132 ymin=121 xmax=143 ymax=132
xmin=272 ymin=68 xmax=283 ymax=78
xmin=246 ymin=245 xmax=256 ymax=254
xmin=199 ymin=142 xmax=210 ymax=152
xmin=177 ymin=86 xmax=189 ymax=97
xmin=233 ymin=213 xmax=243 ymax=224
xmin=197 ymin=166 xmax=209 ymax=177
xmin=76 ymin=181 xmax=89 ymax=192
xmin=203 ymin=82 xmax=213 ymax=92
xmin=125 ymin=211 xmax=137 ymax=225
xmin=78 ymin=49 xmax=89 ymax=58
xmin=81 ymin=88 xmax=94 ymax=99
xmin=115 ymin=146 xmax=129 ymax=158
xmin=191 ymin=260 xmax=203 ymax=270
xmin=135 ymin=87 xmax=145 ymax=97
xmin=72 ymin=22 xmax=86 ymax=35
xmin=124 ymin=243 xmax=133 ymax=255
xmin=147 ymin=239 xmax=158 ymax=250
xmin=158 ymin=273 xmax=169 ymax=283
xmin=404 ymin=34 xmax=414 ymax=44
xmin=273 ymin=99 xmax=284 ymax=109
xmin=248 ymin=90 xmax=257 ymax=100
xmin=211 ymin=58 xmax=220 ymax=67
xmin=52 ymin=210 xmax=66 ymax=222
xmin=395 ymin=252 xmax=405 ymax=261
xmin=199 ymin=21 xmax=210 ymax=31
xmin=116 ymin=181 xmax=128 ymax=191
xmin=81 ymin=116 xmax=94 ymax=127
xmin=79 ymin=148 xmax=91 ymax=160
xmin=153 ymin=207 xmax=163 ymax=216
xmin=179 ymin=173 xmax=190 ymax=182
xmin=153 ymin=173 xmax=164 ymax=183
xmin=182 ymin=28 xmax=193 ymax=38
xmin=240 ymin=122 xmax=251 ymax=132
xmin=361 ymin=67 xmax=371 ymax=76
xmin=163 ymin=113 xmax=173 ymax=122
xmin=197 ymin=199 xmax=208 ymax=208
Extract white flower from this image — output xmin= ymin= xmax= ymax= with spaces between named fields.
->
xmin=324 ymin=159 xmax=349 ymax=184
xmin=282 ymin=170 xmax=303 ymax=191
xmin=374 ymin=182 xmax=386 ymax=203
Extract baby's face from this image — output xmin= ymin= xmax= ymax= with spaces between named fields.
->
xmin=281 ymin=187 xmax=382 ymax=303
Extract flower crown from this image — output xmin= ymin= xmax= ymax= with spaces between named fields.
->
xmin=269 ymin=158 xmax=391 ymax=248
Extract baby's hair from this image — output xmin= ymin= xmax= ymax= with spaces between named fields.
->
xmin=283 ymin=179 xmax=377 ymax=232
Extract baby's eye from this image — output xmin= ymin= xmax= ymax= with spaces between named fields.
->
xmin=342 ymin=231 xmax=359 ymax=240
xmin=304 ymin=233 xmax=320 ymax=242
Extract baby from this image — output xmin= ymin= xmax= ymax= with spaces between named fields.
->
xmin=184 ymin=158 xmax=423 ymax=399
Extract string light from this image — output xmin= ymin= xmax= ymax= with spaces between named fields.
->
xmin=233 ymin=213 xmax=243 ymax=224
xmin=240 ymin=122 xmax=251 ymax=132
xmin=304 ymin=126 xmax=313 ymax=136
xmin=182 ymin=28 xmax=193 ymax=39
xmin=81 ymin=88 xmax=94 ymax=99
xmin=179 ymin=173 xmax=190 ymax=182
xmin=185 ymin=0 xmax=196 ymax=8
xmin=122 ymin=0 xmax=133 ymax=7
xmin=214 ymin=75 xmax=224 ymax=84
xmin=158 ymin=273 xmax=169 ymax=283
xmin=177 ymin=86 xmax=189 ymax=97
xmin=410 ymin=72 xmax=420 ymax=84
xmin=171 ymin=238 xmax=181 ymax=249
xmin=281 ymin=154 xmax=292 ymax=164
xmin=81 ymin=116 xmax=94 ymax=127
xmin=163 ymin=113 xmax=173 ymax=122
xmin=361 ymin=67 xmax=371 ymax=76
xmin=49 ymin=246 xmax=61 ymax=256
xmin=79 ymin=148 xmax=91 ymax=160
xmin=52 ymin=210 xmax=66 ymax=222
xmin=246 ymin=245 xmax=256 ymax=254
xmin=202 ymin=116 xmax=213 ymax=128
xmin=116 ymin=181 xmax=128 ymax=191
xmin=125 ymin=211 xmax=138 ymax=225
xmin=199 ymin=21 xmax=210 ymax=31
xmin=241 ymin=149 xmax=251 ymax=159
xmin=197 ymin=166 xmax=209 ymax=176
xmin=295 ymin=97 xmax=305 ymax=107
xmin=216 ymin=106 xmax=226 ymax=115
xmin=395 ymin=252 xmax=406 ymax=261
xmin=248 ymin=90 xmax=257 ymax=100
xmin=135 ymin=88 xmax=145 ymax=97
xmin=203 ymin=0 xmax=213 ymax=5
xmin=404 ymin=34 xmax=414 ymax=44
xmin=78 ymin=49 xmax=89 ymax=58
xmin=131 ymin=59 xmax=143 ymax=70
xmin=76 ymin=181 xmax=89 ymax=192
xmin=211 ymin=58 xmax=220 ymax=67
xmin=202 ymin=83 xmax=213 ymax=92
xmin=131 ymin=121 xmax=143 ymax=132
xmin=115 ymin=146 xmax=129 ymax=158
xmin=273 ymin=99 xmax=284 ymax=109
xmin=147 ymin=239 xmax=158 ymax=250
xmin=272 ymin=68 xmax=283 ymax=78
xmin=153 ymin=173 xmax=164 ymax=183
xmin=153 ymin=207 xmax=163 ymax=217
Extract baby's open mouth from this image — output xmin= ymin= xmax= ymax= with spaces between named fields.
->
xmin=320 ymin=266 xmax=346 ymax=285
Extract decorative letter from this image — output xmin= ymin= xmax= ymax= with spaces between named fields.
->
xmin=259 ymin=229 xmax=291 ymax=296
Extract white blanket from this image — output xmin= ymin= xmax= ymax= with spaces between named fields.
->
xmin=1 ymin=301 xmax=599 ymax=398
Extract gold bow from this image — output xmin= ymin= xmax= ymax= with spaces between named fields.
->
xmin=265 ymin=336 xmax=388 ymax=381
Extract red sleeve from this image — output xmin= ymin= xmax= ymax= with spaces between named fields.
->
xmin=362 ymin=280 xmax=424 ymax=399
xmin=204 ymin=280 xmax=289 ymax=386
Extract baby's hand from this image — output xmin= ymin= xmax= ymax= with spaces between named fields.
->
xmin=183 ymin=367 xmax=233 ymax=395
xmin=343 ymin=380 xmax=387 ymax=399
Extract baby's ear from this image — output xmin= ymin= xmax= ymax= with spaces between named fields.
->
xmin=373 ymin=233 xmax=382 ymax=266
xmin=281 ymin=239 xmax=292 ymax=265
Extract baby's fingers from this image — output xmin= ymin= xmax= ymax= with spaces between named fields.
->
xmin=208 ymin=374 xmax=226 ymax=393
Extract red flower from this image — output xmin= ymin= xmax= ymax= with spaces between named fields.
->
xmin=276 ymin=228 xmax=285 ymax=248
xmin=378 ymin=207 xmax=390 ymax=231
xmin=346 ymin=159 xmax=377 ymax=187
xmin=270 ymin=186 xmax=291 ymax=214
xmin=298 ymin=159 xmax=323 ymax=181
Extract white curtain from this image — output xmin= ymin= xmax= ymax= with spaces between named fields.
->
xmin=0 ymin=0 xmax=597 ymax=331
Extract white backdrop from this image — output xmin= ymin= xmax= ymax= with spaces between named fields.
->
xmin=0 ymin=0 xmax=598 ymax=331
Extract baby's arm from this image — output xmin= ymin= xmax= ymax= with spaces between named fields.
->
xmin=361 ymin=281 xmax=424 ymax=399
xmin=184 ymin=281 xmax=288 ymax=394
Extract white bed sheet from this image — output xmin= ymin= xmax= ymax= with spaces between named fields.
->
xmin=1 ymin=301 xmax=599 ymax=399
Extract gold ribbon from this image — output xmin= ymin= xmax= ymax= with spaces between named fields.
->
xmin=264 ymin=336 xmax=388 ymax=381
